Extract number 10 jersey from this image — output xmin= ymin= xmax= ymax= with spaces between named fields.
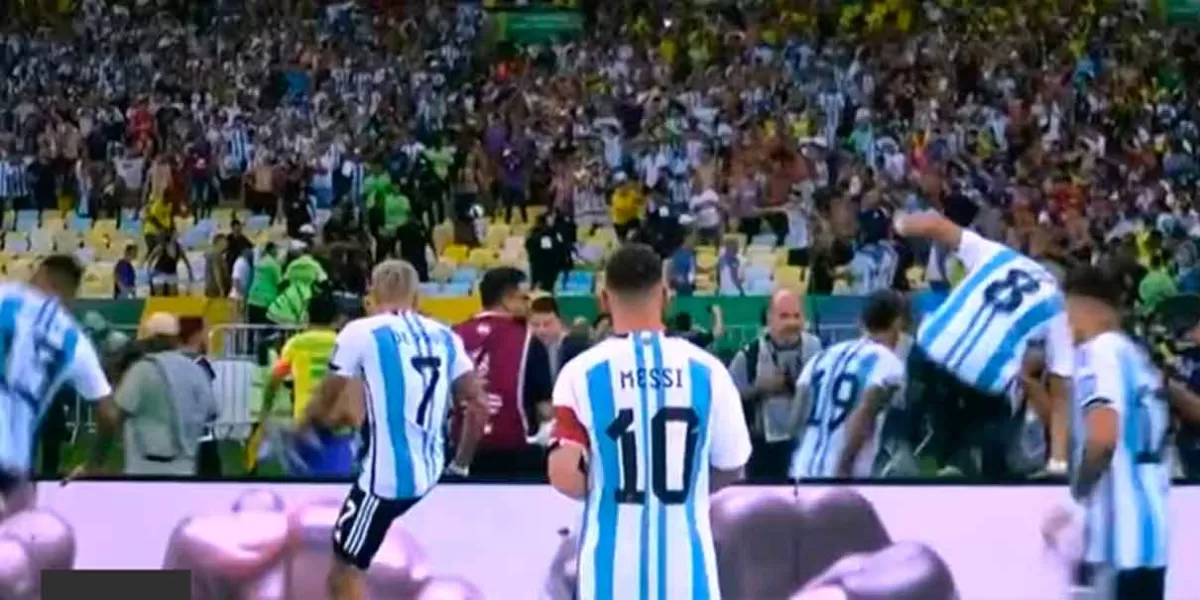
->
xmin=916 ymin=230 xmax=1074 ymax=396
xmin=551 ymin=332 xmax=752 ymax=600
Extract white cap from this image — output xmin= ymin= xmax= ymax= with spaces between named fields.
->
xmin=141 ymin=312 xmax=180 ymax=339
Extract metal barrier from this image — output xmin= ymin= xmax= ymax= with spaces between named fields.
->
xmin=207 ymin=324 xmax=302 ymax=441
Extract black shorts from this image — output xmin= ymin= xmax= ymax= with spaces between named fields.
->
xmin=331 ymin=484 xmax=422 ymax=570
xmin=1076 ymin=564 xmax=1166 ymax=600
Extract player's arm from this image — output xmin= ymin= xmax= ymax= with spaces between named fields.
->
xmin=66 ymin=334 xmax=119 ymax=472
xmin=894 ymin=211 xmax=1000 ymax=271
xmin=547 ymin=362 xmax=589 ymax=500
xmin=305 ymin=325 xmax=363 ymax=429
xmin=710 ymin=363 xmax=753 ymax=491
xmin=787 ymin=355 xmax=818 ymax=439
xmin=1042 ymin=312 xmax=1075 ymax=474
xmin=836 ymin=356 xmax=903 ymax=477
xmin=262 ymin=340 xmax=294 ymax=420
xmin=447 ymin=332 xmax=485 ymax=474
xmin=1071 ymin=351 xmax=1120 ymax=501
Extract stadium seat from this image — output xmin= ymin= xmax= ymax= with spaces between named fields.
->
xmin=696 ymin=252 xmax=718 ymax=272
xmin=74 ymin=246 xmax=96 ymax=265
xmin=750 ymin=233 xmax=776 ymax=247
xmin=418 ymin=282 xmax=441 ymax=297
xmin=745 ymin=264 xmax=772 ymax=283
xmin=443 ymin=244 xmax=469 ymax=263
xmin=244 ymin=214 xmax=271 ymax=232
xmin=430 ymin=261 xmax=455 ymax=283
xmin=466 ymin=248 xmax=496 ymax=269
xmin=510 ymin=221 xmax=529 ymax=237
xmin=68 ymin=214 xmax=90 ymax=231
xmin=3 ymin=235 xmax=29 ymax=253
xmin=442 ymin=281 xmax=472 ymax=296
xmin=120 ymin=219 xmax=142 ymax=234
xmin=54 ymin=229 xmax=81 ymax=251
xmin=746 ymin=278 xmax=774 ymax=294
xmin=485 ymin=224 xmax=510 ymax=248
xmin=29 ymin=229 xmax=54 ymax=254
xmin=449 ymin=267 xmax=478 ymax=284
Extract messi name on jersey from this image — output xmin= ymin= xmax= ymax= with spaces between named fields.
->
xmin=618 ymin=367 xmax=684 ymax=390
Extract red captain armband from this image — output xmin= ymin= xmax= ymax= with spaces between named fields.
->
xmin=550 ymin=407 xmax=589 ymax=449
xmin=271 ymin=359 xmax=292 ymax=379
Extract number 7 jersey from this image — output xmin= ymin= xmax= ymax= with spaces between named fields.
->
xmin=551 ymin=331 xmax=752 ymax=600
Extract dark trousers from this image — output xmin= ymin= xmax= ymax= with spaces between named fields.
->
xmin=196 ymin=439 xmax=222 ymax=477
xmin=469 ymin=445 xmax=546 ymax=480
xmin=1077 ymin=565 xmax=1166 ymax=600
xmin=39 ymin=391 xmax=71 ymax=477
xmin=909 ymin=347 xmax=1017 ymax=479
xmin=746 ymin=438 xmax=793 ymax=482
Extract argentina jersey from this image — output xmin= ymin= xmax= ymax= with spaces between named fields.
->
xmin=1073 ymin=332 xmax=1170 ymax=570
xmin=916 ymin=229 xmax=1074 ymax=396
xmin=790 ymin=338 xmax=905 ymax=479
xmin=0 ymin=283 xmax=110 ymax=473
xmin=551 ymin=332 xmax=752 ymax=600
xmin=849 ymin=242 xmax=899 ymax=295
xmin=328 ymin=310 xmax=472 ymax=500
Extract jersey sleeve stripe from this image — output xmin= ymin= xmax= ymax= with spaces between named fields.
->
xmin=944 ymin=306 xmax=998 ymax=371
xmin=371 ymin=327 xmax=415 ymax=498
xmin=630 ymin=336 xmax=652 ymax=600
xmin=398 ymin=313 xmax=434 ymax=488
xmin=1116 ymin=347 xmax=1155 ymax=567
xmin=686 ymin=357 xmax=713 ymax=600
xmin=917 ymin=248 xmax=1014 ymax=348
xmin=974 ymin=295 xmax=1063 ymax=392
xmin=584 ymin=360 xmax=618 ymax=600
xmin=649 ymin=334 xmax=668 ymax=600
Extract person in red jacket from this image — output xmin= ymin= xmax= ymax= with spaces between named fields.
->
xmin=452 ymin=267 xmax=553 ymax=478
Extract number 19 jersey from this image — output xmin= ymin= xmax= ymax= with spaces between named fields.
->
xmin=916 ymin=229 xmax=1074 ymax=396
xmin=1073 ymin=332 xmax=1170 ymax=570
xmin=790 ymin=338 xmax=906 ymax=479
xmin=551 ymin=331 xmax=752 ymax=600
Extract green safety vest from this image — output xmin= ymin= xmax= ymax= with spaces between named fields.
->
xmin=284 ymin=254 xmax=327 ymax=289
xmin=382 ymin=193 xmax=411 ymax=235
xmin=267 ymin=283 xmax=314 ymax=326
xmin=247 ymin=256 xmax=283 ymax=309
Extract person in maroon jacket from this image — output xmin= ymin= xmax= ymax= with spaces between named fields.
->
xmin=452 ymin=267 xmax=554 ymax=478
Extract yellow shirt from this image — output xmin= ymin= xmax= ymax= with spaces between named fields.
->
xmin=143 ymin=199 xmax=172 ymax=237
xmin=273 ymin=329 xmax=338 ymax=422
xmin=611 ymin=186 xmax=645 ymax=225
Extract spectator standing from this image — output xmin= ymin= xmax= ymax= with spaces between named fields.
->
xmin=729 ymin=290 xmax=823 ymax=479
xmin=246 ymin=242 xmax=282 ymax=328
xmin=113 ymin=244 xmax=137 ymax=299
xmin=526 ymin=213 xmax=569 ymax=292
xmin=144 ymin=233 xmax=193 ymax=297
xmin=224 ymin=220 xmax=253 ymax=274
xmin=452 ymin=268 xmax=552 ymax=478
xmin=205 ymin=235 xmax=231 ymax=299
xmin=178 ymin=316 xmax=221 ymax=477
xmin=667 ymin=235 xmax=697 ymax=296
xmin=717 ymin=238 xmax=745 ymax=295
xmin=106 ymin=313 xmax=219 ymax=476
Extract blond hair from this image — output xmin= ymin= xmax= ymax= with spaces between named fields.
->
xmin=370 ymin=260 xmax=420 ymax=307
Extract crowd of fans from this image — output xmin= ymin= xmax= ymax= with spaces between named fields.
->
xmin=10 ymin=0 xmax=1200 ymax=481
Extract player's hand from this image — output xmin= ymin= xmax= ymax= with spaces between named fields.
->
xmin=60 ymin=464 xmax=88 ymax=487
xmin=1041 ymin=495 xmax=1083 ymax=559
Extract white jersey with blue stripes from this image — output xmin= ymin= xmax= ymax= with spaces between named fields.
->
xmin=552 ymin=331 xmax=752 ymax=600
xmin=789 ymin=338 xmax=905 ymax=479
xmin=916 ymin=229 xmax=1074 ymax=395
xmin=1073 ymin=331 xmax=1170 ymax=569
xmin=0 ymin=283 xmax=110 ymax=473
xmin=328 ymin=310 xmax=472 ymax=500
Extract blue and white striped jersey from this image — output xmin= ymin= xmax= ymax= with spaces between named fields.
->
xmin=848 ymin=242 xmax=899 ymax=295
xmin=1073 ymin=331 xmax=1170 ymax=569
xmin=916 ymin=229 xmax=1074 ymax=395
xmin=790 ymin=338 xmax=906 ymax=479
xmin=0 ymin=159 xmax=30 ymax=199
xmin=0 ymin=283 xmax=111 ymax=473
xmin=551 ymin=332 xmax=752 ymax=600
xmin=328 ymin=310 xmax=473 ymax=499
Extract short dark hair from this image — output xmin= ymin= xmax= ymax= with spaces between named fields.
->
xmin=531 ymin=296 xmax=560 ymax=316
xmin=604 ymin=243 xmax=663 ymax=298
xmin=479 ymin=267 xmax=527 ymax=308
xmin=1064 ymin=265 xmax=1124 ymax=309
xmin=861 ymin=290 xmax=906 ymax=333
xmin=178 ymin=316 xmax=206 ymax=343
xmin=38 ymin=255 xmax=84 ymax=292
xmin=308 ymin=283 xmax=340 ymax=326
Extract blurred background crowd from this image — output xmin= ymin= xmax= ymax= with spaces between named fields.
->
xmin=7 ymin=0 xmax=1200 ymax=483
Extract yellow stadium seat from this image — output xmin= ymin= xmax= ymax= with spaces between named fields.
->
xmin=776 ymin=265 xmax=803 ymax=287
xmin=695 ymin=273 xmax=716 ymax=292
xmin=466 ymin=248 xmax=497 ymax=269
xmin=696 ymin=252 xmax=718 ymax=272
xmin=722 ymin=233 xmax=746 ymax=250
xmin=432 ymin=222 xmax=454 ymax=253
xmin=94 ymin=219 xmax=117 ymax=234
xmin=487 ymin=223 xmax=510 ymax=243
xmin=510 ymin=222 xmax=529 ymax=237
xmin=443 ymin=244 xmax=469 ymax=263
xmin=81 ymin=267 xmax=110 ymax=298
xmin=54 ymin=229 xmax=81 ymax=252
